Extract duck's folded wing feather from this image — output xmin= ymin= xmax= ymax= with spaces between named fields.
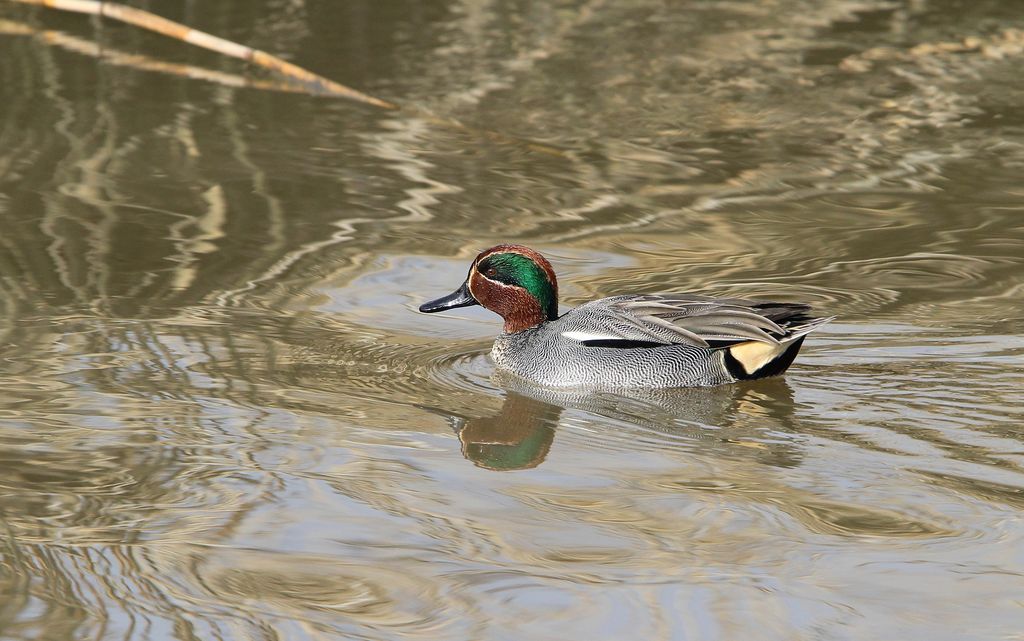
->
xmin=561 ymin=294 xmax=802 ymax=348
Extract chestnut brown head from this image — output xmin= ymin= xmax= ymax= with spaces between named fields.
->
xmin=419 ymin=245 xmax=559 ymax=333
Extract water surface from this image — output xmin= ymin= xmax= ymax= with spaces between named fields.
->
xmin=0 ymin=1 xmax=1023 ymax=639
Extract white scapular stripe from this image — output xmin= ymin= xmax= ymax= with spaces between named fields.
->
xmin=561 ymin=330 xmax=624 ymax=342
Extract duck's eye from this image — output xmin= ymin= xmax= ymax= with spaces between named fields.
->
xmin=482 ymin=266 xmax=497 ymax=278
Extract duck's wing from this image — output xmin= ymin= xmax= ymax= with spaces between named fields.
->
xmin=560 ymin=293 xmax=820 ymax=349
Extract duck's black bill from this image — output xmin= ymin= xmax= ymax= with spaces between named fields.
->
xmin=419 ymin=282 xmax=478 ymax=313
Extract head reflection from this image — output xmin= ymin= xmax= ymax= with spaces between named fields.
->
xmin=454 ymin=392 xmax=560 ymax=471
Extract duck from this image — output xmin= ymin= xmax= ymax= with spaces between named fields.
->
xmin=419 ymin=244 xmax=833 ymax=389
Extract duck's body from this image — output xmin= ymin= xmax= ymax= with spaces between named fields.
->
xmin=420 ymin=245 xmax=833 ymax=389
xmin=491 ymin=294 xmax=830 ymax=388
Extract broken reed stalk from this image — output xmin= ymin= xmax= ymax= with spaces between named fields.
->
xmin=0 ymin=19 xmax=319 ymax=95
xmin=9 ymin=0 xmax=398 ymax=109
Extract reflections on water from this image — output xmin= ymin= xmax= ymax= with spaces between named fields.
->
xmin=1 ymin=0 xmax=1023 ymax=639
xmin=461 ymin=376 xmax=806 ymax=472
xmin=453 ymin=392 xmax=559 ymax=471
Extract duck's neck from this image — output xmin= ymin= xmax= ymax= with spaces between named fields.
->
xmin=496 ymin=287 xmax=554 ymax=334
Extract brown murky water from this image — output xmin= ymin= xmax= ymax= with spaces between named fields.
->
xmin=1 ymin=1 xmax=1023 ymax=639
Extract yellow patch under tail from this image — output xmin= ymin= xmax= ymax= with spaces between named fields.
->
xmin=728 ymin=340 xmax=786 ymax=375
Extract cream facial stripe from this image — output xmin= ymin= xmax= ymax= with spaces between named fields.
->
xmin=467 ymin=263 xmax=478 ymax=300
xmin=467 ymin=262 xmax=519 ymax=300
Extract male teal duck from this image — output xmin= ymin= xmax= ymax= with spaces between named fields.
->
xmin=419 ymin=244 xmax=833 ymax=389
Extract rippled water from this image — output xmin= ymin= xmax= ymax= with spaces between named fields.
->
xmin=1 ymin=0 xmax=1023 ymax=639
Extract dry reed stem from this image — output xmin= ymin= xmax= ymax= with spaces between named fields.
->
xmin=0 ymin=19 xmax=323 ymax=95
xmin=10 ymin=0 xmax=398 ymax=109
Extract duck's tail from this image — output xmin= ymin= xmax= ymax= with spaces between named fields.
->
xmin=722 ymin=316 xmax=835 ymax=381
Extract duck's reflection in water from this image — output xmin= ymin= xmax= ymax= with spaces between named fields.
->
xmin=454 ymin=373 xmax=802 ymax=471
xmin=453 ymin=392 xmax=560 ymax=471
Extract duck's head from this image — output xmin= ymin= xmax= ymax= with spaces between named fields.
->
xmin=419 ymin=244 xmax=559 ymax=333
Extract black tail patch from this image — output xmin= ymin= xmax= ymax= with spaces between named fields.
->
xmin=724 ymin=336 xmax=806 ymax=381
